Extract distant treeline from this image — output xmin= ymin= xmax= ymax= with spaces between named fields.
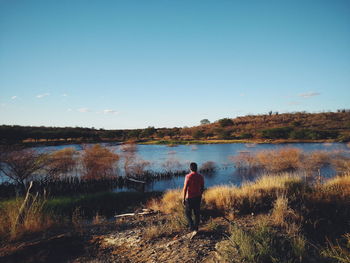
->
xmin=1 ymin=110 xmax=350 ymax=144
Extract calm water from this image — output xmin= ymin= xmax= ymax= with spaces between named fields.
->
xmin=34 ymin=142 xmax=350 ymax=192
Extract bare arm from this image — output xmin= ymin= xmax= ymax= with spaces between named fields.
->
xmin=183 ymin=177 xmax=188 ymax=203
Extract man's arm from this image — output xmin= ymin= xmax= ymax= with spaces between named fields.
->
xmin=183 ymin=176 xmax=189 ymax=204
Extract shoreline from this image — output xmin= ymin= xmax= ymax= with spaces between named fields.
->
xmin=1 ymin=138 xmax=342 ymax=148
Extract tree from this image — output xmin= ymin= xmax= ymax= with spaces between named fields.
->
xmin=200 ymin=119 xmax=210 ymax=125
xmin=0 ymin=147 xmax=48 ymax=192
xmin=193 ymin=130 xmax=205 ymax=139
xmin=218 ymin=118 xmax=234 ymax=127
xmin=261 ymin=127 xmax=293 ymax=139
xmin=141 ymin=126 xmax=156 ymax=138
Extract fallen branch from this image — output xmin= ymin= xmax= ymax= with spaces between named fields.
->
xmin=114 ymin=209 xmax=155 ymax=218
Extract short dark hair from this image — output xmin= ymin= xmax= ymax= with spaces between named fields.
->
xmin=190 ymin=162 xmax=198 ymax=172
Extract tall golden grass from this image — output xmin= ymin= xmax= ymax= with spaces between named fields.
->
xmin=149 ymin=173 xmax=305 ymax=215
xmin=204 ymin=174 xmax=304 ymax=213
xmin=0 ymin=196 xmax=53 ymax=240
xmin=150 ymin=171 xmax=350 ymax=217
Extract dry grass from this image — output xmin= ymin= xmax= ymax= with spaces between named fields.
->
xmin=332 ymin=156 xmax=350 ymax=175
xmin=148 ymin=189 xmax=183 ymax=214
xmin=204 ymin=174 xmax=303 ymax=214
xmin=143 ymin=221 xmax=169 ymax=240
xmin=216 ymin=214 xmax=307 ymax=263
xmin=203 ymin=185 xmax=237 ymax=211
xmin=151 ymin=174 xmax=304 ymax=216
xmin=271 ymin=195 xmax=298 ymax=227
xmin=0 ymin=196 xmax=53 ymax=240
xmin=321 ymin=233 xmax=350 ymax=263
xmin=321 ymin=173 xmax=350 ymax=196
xmin=92 ymin=212 xmax=107 ymax=225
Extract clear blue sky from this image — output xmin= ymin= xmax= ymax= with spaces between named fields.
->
xmin=1 ymin=0 xmax=349 ymax=129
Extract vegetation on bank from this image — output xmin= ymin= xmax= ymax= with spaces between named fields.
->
xmin=148 ymin=173 xmax=350 ymax=262
xmin=1 ymin=145 xmax=350 ymax=262
xmin=1 ymin=111 xmax=350 ymax=145
xmin=0 ymin=191 xmax=161 ymax=241
xmin=0 ymin=144 xmax=190 ymax=198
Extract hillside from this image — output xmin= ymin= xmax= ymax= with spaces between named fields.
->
xmin=181 ymin=111 xmax=350 ymax=142
xmin=1 ymin=111 xmax=350 ymax=145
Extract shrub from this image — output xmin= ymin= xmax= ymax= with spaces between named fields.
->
xmin=331 ymin=156 xmax=350 ymax=175
xmin=218 ymin=118 xmax=234 ymax=127
xmin=261 ymin=127 xmax=293 ymax=139
xmin=256 ymin=148 xmax=302 ymax=173
xmin=192 ymin=130 xmax=205 ymax=139
xmin=81 ymin=144 xmax=119 ymax=179
xmin=0 ymin=147 xmax=49 ymax=192
xmin=301 ymin=150 xmax=331 ymax=175
xmin=230 ymin=151 xmax=259 ymax=171
xmin=239 ymin=132 xmax=253 ymax=139
xmin=199 ymin=161 xmax=217 ymax=172
xmin=46 ymin=147 xmax=77 ymax=178
xmin=230 ymin=148 xmax=303 ymax=173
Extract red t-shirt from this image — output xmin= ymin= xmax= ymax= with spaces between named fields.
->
xmin=184 ymin=172 xmax=204 ymax=199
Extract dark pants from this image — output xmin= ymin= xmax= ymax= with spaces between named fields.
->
xmin=185 ymin=196 xmax=201 ymax=231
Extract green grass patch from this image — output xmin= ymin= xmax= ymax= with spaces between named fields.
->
xmin=44 ymin=191 xmax=162 ymax=217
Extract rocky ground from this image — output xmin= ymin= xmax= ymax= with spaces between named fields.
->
xmin=0 ymin=211 xmax=251 ymax=263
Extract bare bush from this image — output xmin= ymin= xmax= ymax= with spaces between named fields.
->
xmin=120 ymin=143 xmax=137 ymax=176
xmin=162 ymin=157 xmax=182 ymax=173
xmin=230 ymin=151 xmax=259 ymax=170
xmin=256 ymin=148 xmax=302 ymax=173
xmin=199 ymin=161 xmax=217 ymax=172
xmin=46 ymin=147 xmax=78 ymax=178
xmin=331 ymin=155 xmax=350 ymax=175
xmin=127 ymin=159 xmax=151 ymax=177
xmin=81 ymin=144 xmax=119 ymax=179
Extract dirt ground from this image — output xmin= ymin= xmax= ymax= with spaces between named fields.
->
xmin=0 ymin=212 xmax=245 ymax=263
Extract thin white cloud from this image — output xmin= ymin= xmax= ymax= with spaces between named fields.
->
xmin=11 ymin=96 xmax=18 ymax=100
xmin=36 ymin=93 xmax=50 ymax=99
xmin=78 ymin=108 xmax=90 ymax=113
xmin=67 ymin=108 xmax=72 ymax=112
xmin=62 ymin=93 xmax=68 ymax=97
xmin=299 ymin=92 xmax=320 ymax=98
xmin=103 ymin=109 xmax=118 ymax=114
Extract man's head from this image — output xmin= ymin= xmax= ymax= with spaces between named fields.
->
xmin=190 ymin=162 xmax=198 ymax=172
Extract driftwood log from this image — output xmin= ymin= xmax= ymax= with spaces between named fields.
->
xmin=114 ymin=209 xmax=155 ymax=218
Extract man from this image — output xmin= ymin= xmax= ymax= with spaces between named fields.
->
xmin=183 ymin=162 xmax=204 ymax=235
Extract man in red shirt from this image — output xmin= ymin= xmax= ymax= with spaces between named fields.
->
xmin=183 ymin=162 xmax=204 ymax=234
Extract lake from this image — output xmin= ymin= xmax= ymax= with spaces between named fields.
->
xmin=35 ymin=142 xmax=350 ymax=192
